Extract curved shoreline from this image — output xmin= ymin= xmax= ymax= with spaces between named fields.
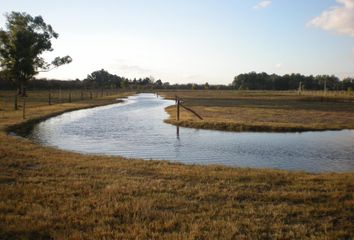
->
xmin=164 ymin=118 xmax=343 ymax=133
xmin=163 ymin=106 xmax=351 ymax=133
xmin=11 ymin=92 xmax=350 ymax=137
xmin=12 ymin=93 xmax=353 ymax=174
xmin=5 ymin=99 xmax=124 ymax=137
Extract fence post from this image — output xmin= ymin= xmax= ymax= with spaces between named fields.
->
xmin=298 ymin=82 xmax=302 ymax=95
xmin=0 ymin=96 xmax=3 ymax=111
xmin=48 ymin=92 xmax=52 ymax=105
xmin=0 ymin=97 xmax=3 ymax=116
xmin=69 ymin=92 xmax=72 ymax=103
xmin=14 ymin=95 xmax=18 ymax=110
xmin=176 ymin=99 xmax=180 ymax=121
xmin=1 ymin=97 xmax=4 ymax=118
xmin=22 ymin=97 xmax=26 ymax=119
xmin=90 ymin=91 xmax=92 ymax=100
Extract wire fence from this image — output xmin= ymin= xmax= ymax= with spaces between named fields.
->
xmin=0 ymin=89 xmax=121 ymax=119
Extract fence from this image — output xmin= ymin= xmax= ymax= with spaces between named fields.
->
xmin=0 ymin=89 xmax=120 ymax=119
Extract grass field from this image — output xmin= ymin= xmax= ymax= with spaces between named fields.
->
xmin=161 ymin=90 xmax=354 ymax=132
xmin=0 ymin=90 xmax=353 ymax=239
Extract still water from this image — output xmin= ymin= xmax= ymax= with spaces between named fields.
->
xmin=27 ymin=93 xmax=354 ymax=172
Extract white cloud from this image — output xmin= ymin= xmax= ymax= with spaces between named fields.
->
xmin=275 ymin=63 xmax=283 ymax=69
xmin=118 ymin=64 xmax=150 ymax=74
xmin=184 ymin=74 xmax=201 ymax=80
xmin=111 ymin=58 xmax=151 ymax=75
xmin=308 ymin=0 xmax=354 ymax=37
xmin=253 ymin=1 xmax=271 ymax=9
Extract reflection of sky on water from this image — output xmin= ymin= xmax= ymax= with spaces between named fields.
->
xmin=28 ymin=94 xmax=354 ymax=173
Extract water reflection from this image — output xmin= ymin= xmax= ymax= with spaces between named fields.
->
xmin=27 ymin=93 xmax=354 ymax=173
xmin=176 ymin=126 xmax=180 ymax=139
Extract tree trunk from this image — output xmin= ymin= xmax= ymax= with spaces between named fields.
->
xmin=18 ymin=83 xmax=27 ymax=97
xmin=22 ymin=86 xmax=27 ymax=97
xmin=17 ymin=84 xmax=22 ymax=96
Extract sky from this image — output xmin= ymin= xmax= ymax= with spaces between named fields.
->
xmin=0 ymin=0 xmax=354 ymax=84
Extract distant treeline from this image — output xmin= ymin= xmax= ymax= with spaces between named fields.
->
xmin=0 ymin=69 xmax=165 ymax=90
xmin=161 ymin=83 xmax=231 ymax=90
xmin=2 ymin=69 xmax=354 ymax=91
xmin=0 ymin=68 xmax=230 ymax=91
xmin=233 ymin=72 xmax=354 ymax=91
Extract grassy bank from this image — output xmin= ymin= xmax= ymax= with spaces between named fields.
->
xmin=0 ymin=91 xmax=353 ymax=239
xmin=162 ymin=90 xmax=354 ymax=132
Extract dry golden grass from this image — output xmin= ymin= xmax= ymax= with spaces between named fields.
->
xmin=0 ymin=90 xmax=353 ymax=239
xmin=162 ymin=90 xmax=354 ymax=132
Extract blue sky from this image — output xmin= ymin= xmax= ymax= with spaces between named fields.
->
xmin=1 ymin=0 xmax=354 ymax=84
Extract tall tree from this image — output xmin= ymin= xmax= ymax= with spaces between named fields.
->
xmin=0 ymin=12 xmax=72 ymax=96
xmin=85 ymin=69 xmax=122 ymax=89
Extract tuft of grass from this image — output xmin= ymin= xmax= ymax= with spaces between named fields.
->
xmin=0 ymin=90 xmax=353 ymax=239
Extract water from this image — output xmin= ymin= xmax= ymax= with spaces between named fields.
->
xmin=27 ymin=93 xmax=354 ymax=173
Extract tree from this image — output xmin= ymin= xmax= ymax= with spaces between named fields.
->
xmin=0 ymin=12 xmax=72 ymax=96
xmin=163 ymin=82 xmax=170 ymax=89
xmin=154 ymin=79 xmax=163 ymax=88
xmin=86 ymin=69 xmax=110 ymax=88
xmin=204 ymin=82 xmax=209 ymax=90
xmin=85 ymin=69 xmax=123 ymax=89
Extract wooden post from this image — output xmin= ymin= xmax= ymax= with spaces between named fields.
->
xmin=0 ymin=96 xmax=4 ymax=113
xmin=298 ymin=82 xmax=302 ymax=95
xmin=14 ymin=95 xmax=18 ymax=110
xmin=324 ymin=80 xmax=327 ymax=95
xmin=22 ymin=97 xmax=26 ymax=119
xmin=90 ymin=91 xmax=92 ymax=100
xmin=59 ymin=88 xmax=62 ymax=103
xmin=1 ymin=97 xmax=5 ymax=118
xmin=176 ymin=99 xmax=180 ymax=121
xmin=179 ymin=103 xmax=203 ymax=120
xmin=48 ymin=92 xmax=52 ymax=105
xmin=69 ymin=92 xmax=72 ymax=103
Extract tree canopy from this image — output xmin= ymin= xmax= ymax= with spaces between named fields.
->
xmin=84 ymin=69 xmax=127 ymax=89
xmin=0 ymin=12 xmax=72 ymax=95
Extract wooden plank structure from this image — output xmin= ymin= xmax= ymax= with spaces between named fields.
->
xmin=175 ymin=95 xmax=203 ymax=121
